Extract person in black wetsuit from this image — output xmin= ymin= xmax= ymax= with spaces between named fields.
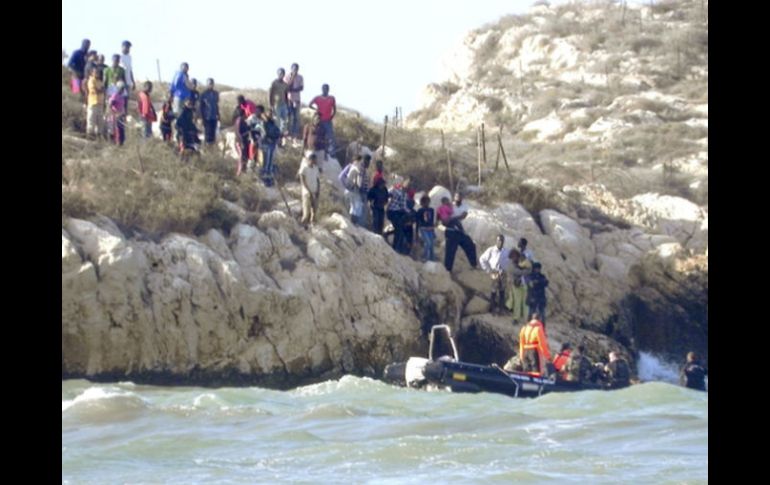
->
xmin=680 ymin=351 xmax=707 ymax=391
xmin=604 ymin=351 xmax=631 ymax=389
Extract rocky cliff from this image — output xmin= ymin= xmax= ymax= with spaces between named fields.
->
xmin=63 ymin=178 xmax=707 ymax=385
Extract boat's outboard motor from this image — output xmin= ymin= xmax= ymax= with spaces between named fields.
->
xmin=405 ymin=357 xmax=430 ymax=387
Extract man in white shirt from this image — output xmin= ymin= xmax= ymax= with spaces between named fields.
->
xmin=479 ymin=234 xmax=510 ymax=314
xmin=119 ymin=40 xmax=134 ymax=92
xmin=298 ymin=152 xmax=321 ymax=227
xmin=346 ymin=156 xmax=369 ymax=226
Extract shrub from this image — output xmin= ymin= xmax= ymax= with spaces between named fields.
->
xmin=630 ymin=36 xmax=663 ymax=54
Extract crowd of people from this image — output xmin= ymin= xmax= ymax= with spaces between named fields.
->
xmin=66 ymin=38 xmax=338 ymax=175
xmin=67 ymin=39 xmax=706 ymax=393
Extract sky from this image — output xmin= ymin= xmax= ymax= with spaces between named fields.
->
xmin=62 ymin=0 xmax=535 ymax=121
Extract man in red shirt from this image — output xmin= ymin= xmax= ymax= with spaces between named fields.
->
xmin=309 ymin=84 xmax=337 ymax=159
xmin=137 ymin=81 xmax=157 ymax=139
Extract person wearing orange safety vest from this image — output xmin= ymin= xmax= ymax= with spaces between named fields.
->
xmin=552 ymin=342 xmax=572 ymax=379
xmin=518 ymin=312 xmax=552 ymax=376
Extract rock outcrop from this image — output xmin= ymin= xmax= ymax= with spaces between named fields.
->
xmin=63 ymin=181 xmax=707 ymax=384
xmin=62 ymin=212 xmax=466 ymax=386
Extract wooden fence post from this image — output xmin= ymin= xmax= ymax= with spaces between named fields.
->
xmin=498 ymin=133 xmax=511 ymax=175
xmin=381 ymin=115 xmax=388 ymax=162
xmin=481 ymin=122 xmax=487 ymax=165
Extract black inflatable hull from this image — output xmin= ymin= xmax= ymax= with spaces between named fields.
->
xmin=386 ymin=359 xmax=620 ymax=398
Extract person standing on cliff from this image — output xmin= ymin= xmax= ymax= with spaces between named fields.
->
xmin=506 ymin=248 xmax=531 ymax=325
xmin=526 ymin=262 xmax=549 ymax=327
xmin=199 ymin=78 xmax=220 ymax=146
xmin=298 ymin=152 xmax=321 ymax=228
xmin=479 ymin=234 xmax=509 ymax=314
xmin=284 ymin=63 xmax=304 ymax=139
xmin=67 ymin=38 xmax=90 ymax=101
xmin=309 ymin=84 xmax=336 ymax=158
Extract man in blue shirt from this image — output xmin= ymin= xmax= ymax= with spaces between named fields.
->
xmin=67 ymin=38 xmax=91 ymax=100
xmin=170 ymin=62 xmax=193 ymax=115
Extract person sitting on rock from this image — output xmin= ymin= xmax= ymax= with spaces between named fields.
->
xmin=604 ymin=351 xmax=631 ymax=389
xmin=680 ymin=351 xmax=707 ymax=391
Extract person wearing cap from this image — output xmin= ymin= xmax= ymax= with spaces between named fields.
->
xmin=119 ymin=40 xmax=135 ymax=91
xmin=552 ymin=342 xmax=572 ymax=379
xmin=526 ymin=261 xmax=549 ymax=327
xmin=298 ymin=152 xmax=321 ymax=227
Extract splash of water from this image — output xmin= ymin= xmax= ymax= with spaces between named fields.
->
xmin=636 ymin=351 xmax=681 ymax=383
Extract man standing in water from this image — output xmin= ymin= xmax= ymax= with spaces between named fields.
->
xmin=680 ymin=351 xmax=707 ymax=391
xmin=604 ymin=351 xmax=631 ymax=389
